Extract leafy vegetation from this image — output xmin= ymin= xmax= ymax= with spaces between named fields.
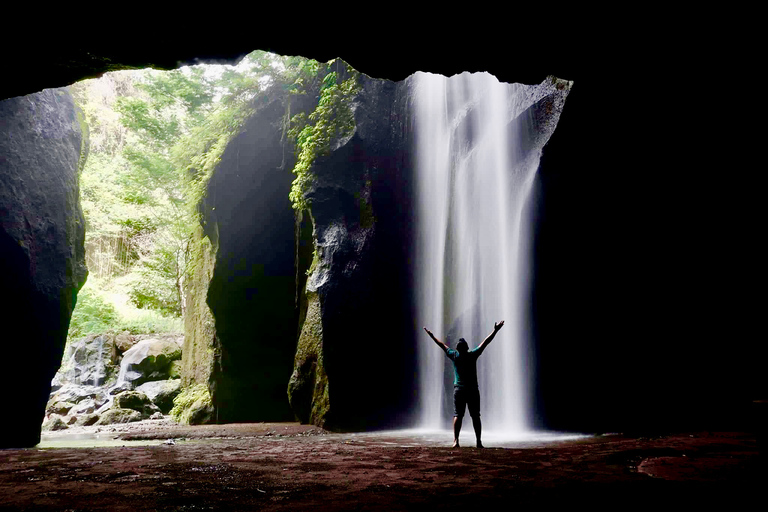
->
xmin=66 ymin=50 xmax=363 ymax=346
xmin=287 ymin=60 xmax=361 ymax=210
xmin=68 ymin=278 xmax=182 ymax=338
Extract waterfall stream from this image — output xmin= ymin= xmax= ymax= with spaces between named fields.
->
xmin=414 ymin=71 xmax=541 ymax=434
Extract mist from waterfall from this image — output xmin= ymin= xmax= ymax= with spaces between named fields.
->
xmin=414 ymin=71 xmax=540 ymax=434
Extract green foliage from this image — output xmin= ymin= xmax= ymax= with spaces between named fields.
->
xmin=68 ymin=281 xmax=120 ymax=339
xmin=115 ymin=96 xmax=180 ymax=148
xmin=123 ymin=261 xmax=180 ymax=315
xmin=67 ymin=278 xmax=182 ymax=340
xmin=113 ymin=313 xmax=183 ymax=336
xmin=287 ymin=61 xmax=362 ymax=210
xmin=69 ymin=52 xmax=363 ymax=350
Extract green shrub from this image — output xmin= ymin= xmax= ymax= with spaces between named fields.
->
xmin=124 ymin=266 xmax=180 ymax=316
xmin=68 ymin=282 xmax=119 ymax=339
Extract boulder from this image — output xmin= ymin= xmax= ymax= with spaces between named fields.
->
xmin=49 ymin=384 xmax=108 ymax=408
xmin=186 ymin=399 xmax=214 ymax=425
xmin=55 ymin=334 xmax=119 ymax=387
xmin=109 ymin=382 xmax=132 ymax=396
xmin=170 ymin=384 xmax=214 ymax=425
xmin=94 ymin=408 xmax=142 ymax=425
xmin=115 ymin=338 xmax=183 ymax=389
xmin=113 ymin=390 xmax=161 ymax=418
xmin=74 ymin=413 xmax=100 ymax=426
xmin=70 ymin=398 xmax=98 ymax=415
xmin=135 ymin=380 xmax=182 ymax=414
xmin=46 ymin=401 xmax=76 ymax=416
xmin=42 ymin=415 xmax=69 ymax=431
xmin=114 ymin=331 xmax=137 ymax=353
xmin=0 ymin=87 xmax=88 ymax=448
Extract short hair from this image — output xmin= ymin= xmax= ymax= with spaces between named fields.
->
xmin=457 ymin=338 xmax=469 ymax=353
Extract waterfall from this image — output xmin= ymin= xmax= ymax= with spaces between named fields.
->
xmin=414 ymin=71 xmax=541 ymax=434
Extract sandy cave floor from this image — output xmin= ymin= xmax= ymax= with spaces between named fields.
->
xmin=1 ymin=421 xmax=765 ymax=511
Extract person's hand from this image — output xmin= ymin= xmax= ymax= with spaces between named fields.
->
xmin=494 ymin=320 xmax=505 ymax=331
xmin=423 ymin=327 xmax=432 ymax=336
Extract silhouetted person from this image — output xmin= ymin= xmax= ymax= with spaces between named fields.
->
xmin=424 ymin=321 xmax=505 ymax=448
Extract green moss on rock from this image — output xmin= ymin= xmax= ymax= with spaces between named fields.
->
xmin=287 ymin=291 xmax=330 ymax=427
xmin=113 ymin=390 xmax=160 ymax=418
xmin=168 ymin=360 xmax=183 ymax=380
xmin=182 ymin=225 xmax=217 ymax=389
xmin=42 ymin=415 xmax=69 ymax=431
xmin=169 ymin=383 xmax=214 ymax=425
xmin=74 ymin=413 xmax=100 ymax=427
xmin=94 ymin=408 xmax=142 ymax=425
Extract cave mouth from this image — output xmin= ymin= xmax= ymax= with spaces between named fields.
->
xmin=24 ymin=53 xmax=322 ymax=435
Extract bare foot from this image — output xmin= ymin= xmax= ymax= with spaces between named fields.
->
xmin=452 ymin=440 xmax=460 ymax=448
xmin=476 ymin=441 xmax=484 ymax=449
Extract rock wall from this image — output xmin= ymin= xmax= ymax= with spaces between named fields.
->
xmin=184 ymin=91 xmax=316 ymax=424
xmin=0 ymin=88 xmax=88 ymax=448
xmin=287 ymin=75 xmax=418 ymax=430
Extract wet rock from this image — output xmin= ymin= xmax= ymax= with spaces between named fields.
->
xmin=46 ymin=400 xmax=76 ymax=416
xmin=135 ymin=380 xmax=182 ymax=414
xmin=149 ymin=412 xmax=164 ymax=420
xmin=116 ymin=338 xmax=183 ymax=389
xmin=114 ymin=331 xmax=137 ymax=353
xmin=70 ymin=398 xmax=97 ymax=415
xmin=42 ymin=415 xmax=69 ymax=431
xmin=46 ymin=386 xmax=106 ymax=426
xmin=113 ymin=390 xmax=161 ymax=418
xmin=94 ymin=408 xmax=142 ymax=425
xmin=49 ymin=384 xmax=108 ymax=408
xmin=58 ymin=334 xmax=119 ymax=387
xmin=74 ymin=413 xmax=100 ymax=427
xmin=109 ymin=382 xmax=132 ymax=395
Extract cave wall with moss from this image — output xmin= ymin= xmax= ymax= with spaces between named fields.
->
xmin=280 ymin=74 xmax=419 ymax=430
xmin=181 ymin=224 xmax=218 ymax=389
xmin=182 ymin=70 xmax=418 ymax=430
xmin=197 ymin=92 xmax=314 ymax=423
xmin=290 ymin=75 xmax=418 ymax=429
xmin=0 ymin=88 xmax=88 ymax=447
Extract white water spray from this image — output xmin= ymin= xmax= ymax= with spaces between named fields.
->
xmin=414 ymin=72 xmax=545 ymax=434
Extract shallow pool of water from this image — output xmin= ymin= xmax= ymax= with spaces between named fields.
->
xmin=37 ymin=432 xmax=169 ymax=449
xmin=343 ymin=429 xmax=589 ymax=448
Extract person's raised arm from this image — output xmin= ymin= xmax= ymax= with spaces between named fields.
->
xmin=476 ymin=320 xmax=505 ymax=355
xmin=424 ymin=327 xmax=450 ymax=353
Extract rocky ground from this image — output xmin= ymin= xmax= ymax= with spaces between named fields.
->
xmin=1 ymin=423 xmax=764 ymax=511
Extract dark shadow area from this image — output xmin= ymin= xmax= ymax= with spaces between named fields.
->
xmin=0 ymin=229 xmax=74 ymax=446
xmin=206 ymin=97 xmax=301 ymax=422
xmin=528 ymin=50 xmax=763 ymax=434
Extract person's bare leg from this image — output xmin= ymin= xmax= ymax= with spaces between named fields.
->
xmin=472 ymin=416 xmax=483 ymax=448
xmin=453 ymin=416 xmax=462 ymax=448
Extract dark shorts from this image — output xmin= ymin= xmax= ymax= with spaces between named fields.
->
xmin=453 ymin=386 xmax=480 ymax=419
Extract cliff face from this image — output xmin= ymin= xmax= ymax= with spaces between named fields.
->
xmin=186 ymin=68 xmax=570 ymax=431
xmin=287 ymin=76 xmax=418 ymax=429
xmin=187 ymin=92 xmax=312 ymax=423
xmin=0 ymin=88 xmax=88 ymax=447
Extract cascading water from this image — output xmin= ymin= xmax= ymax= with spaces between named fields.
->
xmin=414 ymin=71 xmax=548 ymax=434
